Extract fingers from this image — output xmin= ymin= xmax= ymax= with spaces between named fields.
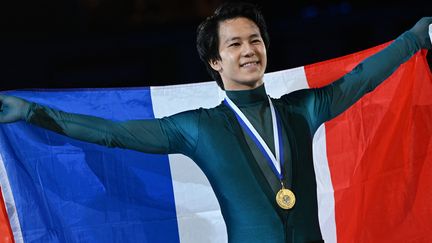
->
xmin=0 ymin=95 xmax=5 ymax=112
xmin=429 ymin=23 xmax=432 ymax=45
xmin=0 ymin=95 xmax=9 ymax=110
xmin=0 ymin=96 xmax=24 ymax=123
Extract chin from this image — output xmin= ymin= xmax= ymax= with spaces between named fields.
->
xmin=242 ymin=80 xmax=263 ymax=88
xmin=244 ymin=76 xmax=264 ymax=86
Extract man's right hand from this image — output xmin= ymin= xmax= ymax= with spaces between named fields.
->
xmin=0 ymin=95 xmax=31 ymax=123
xmin=409 ymin=17 xmax=432 ymax=50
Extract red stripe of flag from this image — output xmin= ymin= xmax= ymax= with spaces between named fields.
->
xmin=0 ymin=187 xmax=14 ymax=243
xmin=306 ymin=44 xmax=432 ymax=242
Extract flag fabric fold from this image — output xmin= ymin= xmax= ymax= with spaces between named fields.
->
xmin=0 ymin=43 xmax=431 ymax=243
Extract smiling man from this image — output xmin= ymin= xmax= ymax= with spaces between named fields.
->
xmin=209 ymin=17 xmax=267 ymax=90
xmin=0 ymin=2 xmax=431 ymax=243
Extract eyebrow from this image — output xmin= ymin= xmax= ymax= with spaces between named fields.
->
xmin=224 ymin=33 xmax=261 ymax=44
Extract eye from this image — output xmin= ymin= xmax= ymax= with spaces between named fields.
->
xmin=228 ymin=42 xmax=240 ymax=47
xmin=251 ymin=39 xmax=262 ymax=44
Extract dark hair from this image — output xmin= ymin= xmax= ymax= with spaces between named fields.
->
xmin=196 ymin=2 xmax=270 ymax=90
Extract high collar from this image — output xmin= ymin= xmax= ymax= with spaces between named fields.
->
xmin=225 ymin=84 xmax=268 ymax=106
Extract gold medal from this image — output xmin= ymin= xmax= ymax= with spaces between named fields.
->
xmin=276 ymin=186 xmax=296 ymax=210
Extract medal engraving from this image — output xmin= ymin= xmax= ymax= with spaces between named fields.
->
xmin=276 ymin=188 xmax=296 ymax=209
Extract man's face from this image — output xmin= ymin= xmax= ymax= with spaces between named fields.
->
xmin=210 ymin=17 xmax=267 ymax=90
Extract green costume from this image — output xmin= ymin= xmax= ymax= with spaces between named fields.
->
xmin=25 ymin=31 xmax=423 ymax=242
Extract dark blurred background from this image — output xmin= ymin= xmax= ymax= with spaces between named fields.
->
xmin=0 ymin=0 xmax=430 ymax=90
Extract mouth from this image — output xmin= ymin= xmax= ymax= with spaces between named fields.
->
xmin=240 ymin=61 xmax=260 ymax=68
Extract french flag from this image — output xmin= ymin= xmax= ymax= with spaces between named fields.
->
xmin=1 ymin=42 xmax=431 ymax=243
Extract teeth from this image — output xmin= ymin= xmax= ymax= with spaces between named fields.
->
xmin=242 ymin=62 xmax=258 ymax=67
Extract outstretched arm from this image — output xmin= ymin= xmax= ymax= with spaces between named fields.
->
xmin=288 ymin=17 xmax=432 ymax=131
xmin=0 ymin=95 xmax=199 ymax=155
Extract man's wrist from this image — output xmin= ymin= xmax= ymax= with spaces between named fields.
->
xmin=22 ymin=101 xmax=33 ymax=122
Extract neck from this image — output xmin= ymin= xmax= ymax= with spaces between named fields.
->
xmin=224 ymin=80 xmax=264 ymax=91
xmin=225 ymin=83 xmax=268 ymax=106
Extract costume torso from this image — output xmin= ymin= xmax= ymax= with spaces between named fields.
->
xmin=185 ymin=85 xmax=324 ymax=242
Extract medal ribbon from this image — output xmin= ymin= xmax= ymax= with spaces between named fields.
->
xmin=224 ymin=96 xmax=284 ymax=180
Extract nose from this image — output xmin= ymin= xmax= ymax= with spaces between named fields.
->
xmin=241 ymin=43 xmax=255 ymax=57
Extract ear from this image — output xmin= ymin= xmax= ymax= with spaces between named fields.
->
xmin=209 ymin=59 xmax=222 ymax=72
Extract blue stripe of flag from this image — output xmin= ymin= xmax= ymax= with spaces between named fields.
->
xmin=0 ymin=88 xmax=180 ymax=242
